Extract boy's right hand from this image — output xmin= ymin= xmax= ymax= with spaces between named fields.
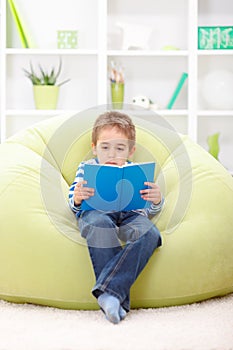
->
xmin=74 ymin=180 xmax=95 ymax=206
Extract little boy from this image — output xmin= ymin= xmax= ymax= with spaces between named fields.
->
xmin=69 ymin=111 xmax=164 ymax=324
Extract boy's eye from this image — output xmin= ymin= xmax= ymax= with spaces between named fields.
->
xmin=117 ymin=147 xmax=125 ymax=152
xmin=98 ymin=144 xmax=127 ymax=152
xmin=100 ymin=144 xmax=109 ymax=150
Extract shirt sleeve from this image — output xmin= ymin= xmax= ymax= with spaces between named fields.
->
xmin=68 ymin=162 xmax=85 ymax=214
xmin=144 ymin=196 xmax=165 ymax=218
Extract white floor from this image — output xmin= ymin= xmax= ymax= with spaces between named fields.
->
xmin=0 ymin=293 xmax=232 ymax=350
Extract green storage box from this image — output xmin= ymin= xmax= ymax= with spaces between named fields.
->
xmin=198 ymin=26 xmax=233 ymax=49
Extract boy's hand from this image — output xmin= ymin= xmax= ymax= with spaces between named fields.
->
xmin=140 ymin=182 xmax=162 ymax=205
xmin=74 ymin=180 xmax=95 ymax=206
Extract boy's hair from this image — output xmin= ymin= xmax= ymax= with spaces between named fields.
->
xmin=92 ymin=111 xmax=136 ymax=149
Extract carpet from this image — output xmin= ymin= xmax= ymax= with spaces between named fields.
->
xmin=0 ymin=293 xmax=232 ymax=350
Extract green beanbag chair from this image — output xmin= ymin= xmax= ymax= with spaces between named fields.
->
xmin=0 ymin=109 xmax=232 ymax=309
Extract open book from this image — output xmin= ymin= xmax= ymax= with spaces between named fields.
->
xmin=81 ymin=161 xmax=155 ymax=211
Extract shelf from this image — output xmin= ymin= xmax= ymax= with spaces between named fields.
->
xmin=5 ymin=48 xmax=98 ymax=55
xmin=198 ymin=50 xmax=233 ymax=56
xmin=198 ymin=110 xmax=233 ymax=117
xmin=6 ymin=109 xmax=80 ymax=116
xmin=107 ymin=50 xmax=188 ymax=57
xmin=0 ymin=0 xmax=232 ymax=169
xmin=5 ymin=109 xmax=188 ymax=117
xmin=156 ymin=109 xmax=188 ymax=116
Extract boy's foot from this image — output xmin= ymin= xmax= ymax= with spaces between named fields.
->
xmin=98 ymin=293 xmax=120 ymax=324
xmin=119 ymin=306 xmax=127 ymax=320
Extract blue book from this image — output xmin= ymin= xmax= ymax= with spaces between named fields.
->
xmin=81 ymin=161 xmax=155 ymax=211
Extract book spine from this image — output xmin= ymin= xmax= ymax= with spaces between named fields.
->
xmin=7 ymin=0 xmax=30 ymax=48
xmin=166 ymin=72 xmax=188 ymax=109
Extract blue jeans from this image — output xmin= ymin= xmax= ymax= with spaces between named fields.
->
xmin=78 ymin=210 xmax=162 ymax=312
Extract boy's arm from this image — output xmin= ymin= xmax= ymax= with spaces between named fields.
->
xmin=68 ymin=162 xmax=85 ymax=214
xmin=140 ymin=181 xmax=165 ymax=218
xmin=146 ymin=196 xmax=165 ymax=218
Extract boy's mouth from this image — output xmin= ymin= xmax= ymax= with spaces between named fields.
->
xmin=105 ymin=161 xmax=117 ymax=165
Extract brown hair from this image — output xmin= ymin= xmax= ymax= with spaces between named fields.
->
xmin=92 ymin=111 xmax=136 ymax=149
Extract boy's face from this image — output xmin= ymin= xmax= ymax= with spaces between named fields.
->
xmin=92 ymin=126 xmax=135 ymax=166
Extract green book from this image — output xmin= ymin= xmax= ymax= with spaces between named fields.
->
xmin=7 ymin=0 xmax=31 ymax=48
xmin=167 ymin=72 xmax=188 ymax=109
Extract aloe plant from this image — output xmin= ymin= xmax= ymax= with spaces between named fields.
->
xmin=207 ymin=132 xmax=220 ymax=161
xmin=23 ymin=58 xmax=70 ymax=86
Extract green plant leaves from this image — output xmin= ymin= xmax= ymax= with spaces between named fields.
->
xmin=23 ymin=58 xmax=70 ymax=86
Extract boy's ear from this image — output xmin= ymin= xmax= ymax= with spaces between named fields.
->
xmin=129 ymin=145 xmax=136 ymax=158
xmin=92 ymin=143 xmax=97 ymax=155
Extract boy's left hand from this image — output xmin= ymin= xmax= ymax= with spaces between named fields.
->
xmin=140 ymin=182 xmax=162 ymax=205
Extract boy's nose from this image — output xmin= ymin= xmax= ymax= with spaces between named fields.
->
xmin=108 ymin=146 xmax=116 ymax=159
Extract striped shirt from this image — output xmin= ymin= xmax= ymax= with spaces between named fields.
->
xmin=68 ymin=158 xmax=164 ymax=217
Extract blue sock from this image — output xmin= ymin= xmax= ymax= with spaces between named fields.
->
xmin=119 ymin=306 xmax=127 ymax=320
xmin=98 ymin=293 xmax=120 ymax=324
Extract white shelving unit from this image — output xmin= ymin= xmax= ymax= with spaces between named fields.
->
xmin=0 ymin=0 xmax=233 ymax=170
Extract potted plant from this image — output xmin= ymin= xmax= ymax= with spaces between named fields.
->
xmin=23 ymin=58 xmax=70 ymax=109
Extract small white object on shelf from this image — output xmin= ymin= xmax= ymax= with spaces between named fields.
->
xmin=131 ymin=95 xmax=160 ymax=110
xmin=201 ymin=70 xmax=233 ymax=110
xmin=131 ymin=95 xmax=150 ymax=109
xmin=116 ymin=22 xmax=153 ymax=50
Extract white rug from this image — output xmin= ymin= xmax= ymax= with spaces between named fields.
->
xmin=0 ymin=293 xmax=232 ymax=350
